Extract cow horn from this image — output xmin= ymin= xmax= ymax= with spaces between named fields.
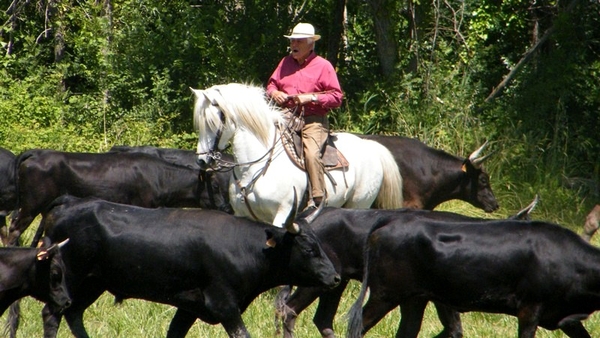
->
xmin=57 ymin=238 xmax=70 ymax=248
xmin=468 ymin=140 xmax=489 ymax=168
xmin=303 ymin=199 xmax=325 ymax=225
xmin=514 ymin=194 xmax=540 ymax=220
xmin=37 ymin=238 xmax=70 ymax=260
xmin=283 ymin=189 xmax=300 ymax=234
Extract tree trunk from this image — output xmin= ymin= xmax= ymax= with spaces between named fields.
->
xmin=326 ymin=0 xmax=346 ymax=69
xmin=367 ymin=0 xmax=398 ymax=78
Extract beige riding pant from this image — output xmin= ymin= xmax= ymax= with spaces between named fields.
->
xmin=302 ymin=115 xmax=329 ymax=199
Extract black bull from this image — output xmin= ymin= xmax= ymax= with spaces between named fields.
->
xmin=0 ymin=239 xmax=71 ymax=337
xmin=359 ymin=135 xmax=499 ymax=212
xmin=108 ymin=145 xmax=233 ymax=213
xmin=276 ymin=198 xmax=539 ymax=338
xmin=39 ymin=195 xmax=340 ymax=338
xmin=1 ymin=148 xmax=232 ymax=246
xmin=348 ymin=213 xmax=600 ymax=338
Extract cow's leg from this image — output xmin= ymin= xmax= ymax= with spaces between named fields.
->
xmin=560 ymin=321 xmax=591 ymax=338
xmin=167 ymin=309 xmax=197 ymax=338
xmin=5 ymin=212 xmax=35 ymax=246
xmin=397 ymin=299 xmax=428 ymax=338
xmin=30 ymin=221 xmax=46 ymax=247
xmin=63 ymin=307 xmax=91 ymax=338
xmin=62 ymin=282 xmax=104 ymax=338
xmin=220 ymin=312 xmax=250 ymax=338
xmin=433 ymin=302 xmax=463 ymax=338
xmin=516 ymin=304 xmax=541 ymax=338
xmin=312 ymin=280 xmax=349 ymax=338
xmin=360 ymin=295 xmax=397 ymax=335
xmin=41 ymin=303 xmax=62 ymax=338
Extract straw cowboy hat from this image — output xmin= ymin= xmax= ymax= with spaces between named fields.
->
xmin=284 ymin=23 xmax=321 ymax=41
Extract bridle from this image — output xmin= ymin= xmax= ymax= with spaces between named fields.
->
xmin=196 ymin=96 xmax=284 ymax=220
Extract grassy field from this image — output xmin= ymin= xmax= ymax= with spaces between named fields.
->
xmin=3 ymin=200 xmax=600 ymax=337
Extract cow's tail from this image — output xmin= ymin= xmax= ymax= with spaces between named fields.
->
xmin=30 ymin=194 xmax=76 ymax=248
xmin=348 ymin=219 xmax=390 ymax=338
xmin=347 ymin=242 xmax=371 ymax=338
xmin=11 ymin=150 xmax=35 ymax=221
xmin=5 ymin=300 xmax=20 ymax=338
xmin=273 ymin=285 xmax=293 ymax=335
xmin=369 ymin=141 xmax=403 ymax=209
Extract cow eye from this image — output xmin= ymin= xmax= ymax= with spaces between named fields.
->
xmin=50 ymin=268 xmax=62 ymax=283
xmin=304 ymin=245 xmax=318 ymax=257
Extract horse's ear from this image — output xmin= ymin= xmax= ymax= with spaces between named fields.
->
xmin=202 ymin=89 xmax=220 ymax=106
xmin=189 ymin=87 xmax=202 ymax=97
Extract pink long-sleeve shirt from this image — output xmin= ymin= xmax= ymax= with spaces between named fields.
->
xmin=267 ymin=52 xmax=343 ymax=117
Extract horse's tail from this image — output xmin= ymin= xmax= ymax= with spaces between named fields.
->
xmin=370 ymin=141 xmax=403 ymax=209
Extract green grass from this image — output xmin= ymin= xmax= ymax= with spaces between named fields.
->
xmin=3 ymin=198 xmax=600 ymax=337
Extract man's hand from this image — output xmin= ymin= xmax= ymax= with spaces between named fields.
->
xmin=271 ymin=90 xmax=289 ymax=105
xmin=293 ymin=93 xmax=314 ymax=105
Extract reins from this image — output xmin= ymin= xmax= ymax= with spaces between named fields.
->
xmin=231 ymin=129 xmax=280 ymax=221
xmin=198 ymin=92 xmax=313 ymax=221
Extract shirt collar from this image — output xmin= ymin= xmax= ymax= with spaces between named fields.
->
xmin=295 ymin=51 xmax=316 ymax=66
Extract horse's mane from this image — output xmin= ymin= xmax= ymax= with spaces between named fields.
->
xmin=193 ymin=83 xmax=284 ymax=147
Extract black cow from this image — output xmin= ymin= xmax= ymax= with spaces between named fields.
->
xmin=0 ymin=147 xmax=17 ymax=230
xmin=276 ymin=208 xmax=469 ymax=338
xmin=39 ymin=195 xmax=340 ymax=338
xmin=108 ymin=145 xmax=200 ymax=169
xmin=108 ymin=145 xmax=233 ymax=213
xmin=277 ymin=196 xmax=541 ymax=338
xmin=1 ymin=149 xmax=227 ymax=246
xmin=359 ymin=135 xmax=499 ymax=212
xmin=0 ymin=238 xmax=71 ymax=337
xmin=348 ymin=211 xmax=600 ymax=338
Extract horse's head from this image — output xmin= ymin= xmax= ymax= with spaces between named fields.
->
xmin=191 ymin=86 xmax=236 ymax=169
xmin=191 ymin=83 xmax=284 ymax=170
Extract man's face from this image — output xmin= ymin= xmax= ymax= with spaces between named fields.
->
xmin=289 ymin=38 xmax=312 ymax=63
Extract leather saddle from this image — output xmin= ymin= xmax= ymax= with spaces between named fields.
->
xmin=279 ymin=116 xmax=349 ymax=171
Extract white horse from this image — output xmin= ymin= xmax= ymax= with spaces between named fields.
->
xmin=192 ymin=83 xmax=403 ymax=227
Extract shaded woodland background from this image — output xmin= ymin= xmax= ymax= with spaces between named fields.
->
xmin=1 ymin=0 xmax=599 ymax=220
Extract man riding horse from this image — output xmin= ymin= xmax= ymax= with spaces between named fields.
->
xmin=267 ymin=23 xmax=343 ymax=210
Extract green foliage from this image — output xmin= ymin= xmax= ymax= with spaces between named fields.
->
xmin=1 ymin=0 xmax=596 ymax=204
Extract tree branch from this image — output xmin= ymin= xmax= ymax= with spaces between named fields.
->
xmin=484 ymin=0 xmax=580 ymax=104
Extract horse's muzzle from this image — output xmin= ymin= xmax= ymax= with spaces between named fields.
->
xmin=196 ymin=157 xmax=211 ymax=170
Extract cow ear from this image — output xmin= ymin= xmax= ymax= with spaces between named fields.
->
xmin=265 ymin=229 xmax=277 ymax=248
xmin=36 ymin=238 xmax=69 ymax=261
xmin=36 ymin=249 xmax=51 ymax=261
xmin=461 ymin=159 xmax=471 ymax=173
xmin=36 ymin=237 xmax=50 ymax=248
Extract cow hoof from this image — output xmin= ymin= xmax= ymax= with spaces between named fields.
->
xmin=321 ymin=328 xmax=335 ymax=338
